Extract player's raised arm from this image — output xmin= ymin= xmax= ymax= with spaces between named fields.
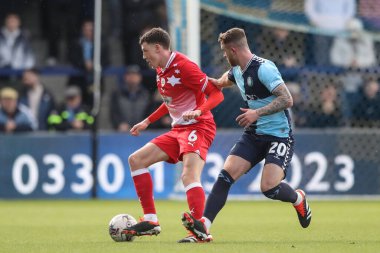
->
xmin=209 ymin=71 xmax=234 ymax=89
xmin=198 ymin=80 xmax=224 ymax=113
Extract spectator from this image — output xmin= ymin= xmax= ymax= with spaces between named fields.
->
xmin=330 ymin=18 xmax=377 ymax=68
xmin=287 ymin=82 xmax=309 ymax=128
xmin=308 ymin=85 xmax=343 ymax=128
xmin=305 ymin=0 xmax=356 ymax=66
xmin=110 ymin=65 xmax=150 ymax=132
xmin=68 ymin=20 xmax=110 ymax=107
xmin=256 ymin=27 xmax=305 ymax=68
xmin=0 ymin=13 xmax=35 ymax=69
xmin=0 ymin=87 xmax=36 ymax=133
xmin=352 ymin=80 xmax=380 ymax=127
xmin=19 ymin=69 xmax=55 ymax=130
xmin=331 ymin=18 xmax=377 ymax=125
xmin=48 ymin=86 xmax=93 ymax=131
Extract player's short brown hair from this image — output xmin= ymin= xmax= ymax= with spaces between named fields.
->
xmin=139 ymin=27 xmax=171 ymax=49
xmin=218 ymin=28 xmax=248 ymax=47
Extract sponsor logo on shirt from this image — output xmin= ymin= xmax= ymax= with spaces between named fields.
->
xmin=247 ymin=76 xmax=253 ymax=87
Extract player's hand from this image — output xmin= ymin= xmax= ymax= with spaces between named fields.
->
xmin=130 ymin=119 xmax=150 ymax=136
xmin=236 ymin=108 xmax=259 ymax=128
xmin=118 ymin=123 xmax=130 ymax=132
xmin=5 ymin=120 xmax=16 ymax=132
xmin=183 ymin=109 xmax=201 ymax=121
xmin=209 ymin=77 xmax=223 ymax=90
xmin=72 ymin=119 xmax=84 ymax=129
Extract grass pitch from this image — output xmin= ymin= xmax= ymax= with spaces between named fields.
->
xmin=0 ymin=200 xmax=379 ymax=253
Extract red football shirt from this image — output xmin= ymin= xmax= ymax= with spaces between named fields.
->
xmin=156 ymin=52 xmax=213 ymax=126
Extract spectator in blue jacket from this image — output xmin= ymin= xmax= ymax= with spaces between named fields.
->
xmin=19 ymin=69 xmax=55 ymax=130
xmin=0 ymin=87 xmax=37 ymax=133
xmin=67 ymin=20 xmax=110 ymax=107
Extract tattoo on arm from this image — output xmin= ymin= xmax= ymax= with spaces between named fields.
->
xmin=256 ymin=84 xmax=293 ymax=116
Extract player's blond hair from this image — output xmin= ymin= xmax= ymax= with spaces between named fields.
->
xmin=218 ymin=28 xmax=248 ymax=48
xmin=139 ymin=27 xmax=171 ymax=49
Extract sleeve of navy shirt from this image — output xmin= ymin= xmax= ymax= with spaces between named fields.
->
xmin=257 ymin=60 xmax=284 ymax=93
xmin=227 ymin=68 xmax=236 ymax=84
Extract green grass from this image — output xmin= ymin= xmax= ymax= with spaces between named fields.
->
xmin=0 ymin=200 xmax=379 ymax=253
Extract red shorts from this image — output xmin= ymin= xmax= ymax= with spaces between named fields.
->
xmin=150 ymin=120 xmax=216 ymax=163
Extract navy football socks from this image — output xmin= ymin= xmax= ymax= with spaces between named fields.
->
xmin=263 ymin=182 xmax=297 ymax=203
xmin=203 ymin=169 xmax=235 ymax=223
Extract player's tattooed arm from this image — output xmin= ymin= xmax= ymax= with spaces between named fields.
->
xmin=256 ymin=83 xmax=293 ymax=116
xmin=236 ymin=83 xmax=293 ymax=127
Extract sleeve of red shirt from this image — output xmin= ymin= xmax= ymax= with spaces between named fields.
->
xmin=147 ymin=102 xmax=169 ymax=123
xmin=181 ymin=61 xmax=209 ymax=92
xmin=197 ymin=80 xmax=224 ymax=114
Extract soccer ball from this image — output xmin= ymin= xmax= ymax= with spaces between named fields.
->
xmin=108 ymin=214 xmax=137 ymax=242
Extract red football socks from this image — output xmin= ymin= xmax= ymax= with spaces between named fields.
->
xmin=132 ymin=169 xmax=156 ymax=215
xmin=185 ymin=182 xmax=205 ymax=220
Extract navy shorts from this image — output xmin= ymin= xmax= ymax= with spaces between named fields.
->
xmin=229 ymin=130 xmax=294 ymax=177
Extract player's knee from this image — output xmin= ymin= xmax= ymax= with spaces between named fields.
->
xmin=128 ymin=153 xmax=142 ymax=170
xmin=260 ymin=175 xmax=282 ymax=192
xmin=260 ymin=178 xmax=280 ymax=194
xmin=181 ymin=171 xmax=199 ymax=186
xmin=262 ymin=184 xmax=281 ymax=200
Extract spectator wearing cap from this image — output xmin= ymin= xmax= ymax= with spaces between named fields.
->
xmin=0 ymin=13 xmax=35 ymax=69
xmin=110 ymin=65 xmax=150 ymax=132
xmin=19 ymin=69 xmax=55 ymax=130
xmin=0 ymin=87 xmax=37 ymax=133
xmin=48 ymin=86 xmax=93 ymax=131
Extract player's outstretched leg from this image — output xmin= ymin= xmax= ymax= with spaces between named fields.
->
xmin=179 ymin=212 xmax=212 ymax=243
xmin=293 ymin=189 xmax=312 ymax=228
xmin=122 ymin=218 xmax=161 ymax=236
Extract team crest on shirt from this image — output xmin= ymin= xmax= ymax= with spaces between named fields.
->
xmin=247 ymin=76 xmax=253 ymax=87
xmin=161 ymin=78 xmax=166 ymax=87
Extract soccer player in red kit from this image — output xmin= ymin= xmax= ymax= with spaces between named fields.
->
xmin=122 ymin=27 xmax=224 ymax=243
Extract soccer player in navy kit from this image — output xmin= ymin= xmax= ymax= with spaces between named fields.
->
xmin=181 ymin=28 xmax=312 ymax=242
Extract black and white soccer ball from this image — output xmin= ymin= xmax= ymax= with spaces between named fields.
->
xmin=108 ymin=214 xmax=137 ymax=242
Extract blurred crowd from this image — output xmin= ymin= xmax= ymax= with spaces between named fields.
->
xmin=0 ymin=0 xmax=379 ymax=134
xmin=213 ymin=0 xmax=380 ymax=129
